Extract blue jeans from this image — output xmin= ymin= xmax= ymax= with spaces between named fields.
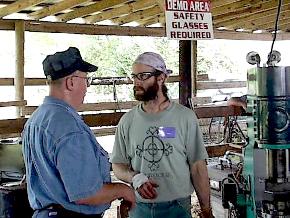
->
xmin=129 ymin=196 xmax=192 ymax=218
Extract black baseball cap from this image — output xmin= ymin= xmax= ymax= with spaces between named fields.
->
xmin=42 ymin=47 xmax=98 ymax=80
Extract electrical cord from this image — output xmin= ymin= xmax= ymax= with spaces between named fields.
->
xmin=221 ymin=177 xmax=240 ymax=193
xmin=267 ymin=0 xmax=283 ymax=65
xmin=112 ymin=80 xmax=121 ymax=112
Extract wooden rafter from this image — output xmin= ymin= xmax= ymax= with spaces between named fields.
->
xmin=213 ymin=0 xmax=287 ymax=25
xmin=0 ymin=100 xmax=27 ymax=107
xmin=211 ymin=0 xmax=240 ymax=8
xmin=28 ymin=0 xmax=90 ymax=20
xmin=216 ymin=8 xmax=275 ymax=28
xmin=0 ymin=0 xmax=46 ymax=18
xmin=112 ymin=6 xmax=161 ymax=25
xmin=85 ymin=0 xmax=153 ymax=24
xmin=212 ymin=0 xmax=273 ymax=17
xmin=232 ymin=10 xmax=290 ymax=30
xmin=139 ymin=15 xmax=165 ymax=27
xmin=217 ymin=3 xmax=290 ymax=29
xmin=258 ymin=16 xmax=290 ymax=30
xmin=23 ymin=20 xmax=166 ymax=36
xmin=276 ymin=19 xmax=290 ymax=31
xmin=1 ymin=19 xmax=290 ymax=39
xmin=57 ymin=0 xmax=130 ymax=22
xmin=135 ymin=12 xmax=164 ymax=26
xmin=155 ymin=0 xmax=165 ymax=11
xmin=0 ymin=19 xmax=289 ymax=40
xmin=214 ymin=1 xmax=290 ymax=29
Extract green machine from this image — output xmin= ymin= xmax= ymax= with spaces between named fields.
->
xmin=222 ymin=52 xmax=290 ymax=217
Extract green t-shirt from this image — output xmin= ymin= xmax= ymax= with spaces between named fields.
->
xmin=110 ymin=101 xmax=208 ymax=202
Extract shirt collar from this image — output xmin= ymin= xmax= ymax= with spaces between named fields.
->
xmin=43 ymin=96 xmax=75 ymax=111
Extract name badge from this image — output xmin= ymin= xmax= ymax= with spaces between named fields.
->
xmin=158 ymin=127 xmax=176 ymax=138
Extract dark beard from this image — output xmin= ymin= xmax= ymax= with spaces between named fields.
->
xmin=134 ymin=79 xmax=159 ymax=102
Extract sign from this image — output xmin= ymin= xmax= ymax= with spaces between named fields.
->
xmin=165 ymin=0 xmax=214 ymax=40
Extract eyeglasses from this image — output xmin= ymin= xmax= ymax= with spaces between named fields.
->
xmin=130 ymin=71 xmax=161 ymax=81
xmin=71 ymin=75 xmax=92 ymax=87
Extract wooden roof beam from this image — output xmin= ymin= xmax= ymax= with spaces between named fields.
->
xmin=211 ymin=0 xmax=240 ymax=8
xmin=212 ymin=0 xmax=272 ymax=17
xmin=1 ymin=19 xmax=290 ymax=40
xmin=216 ymin=3 xmax=290 ymax=29
xmin=85 ymin=0 xmax=153 ymax=24
xmin=215 ymin=8 xmax=275 ymax=28
xmin=57 ymin=0 xmax=130 ymax=22
xmin=0 ymin=0 xmax=46 ymax=18
xmin=139 ymin=16 xmax=165 ymax=27
xmin=154 ymin=0 xmax=165 ymax=19
xmin=134 ymin=12 xmax=163 ymax=26
xmin=24 ymin=20 xmax=166 ymax=36
xmin=213 ymin=0 xmax=287 ymax=25
xmin=112 ymin=6 xmax=161 ymax=25
xmin=0 ymin=19 xmax=15 ymax=30
xmin=274 ymin=20 xmax=290 ymax=31
xmin=28 ymin=0 xmax=90 ymax=20
xmin=155 ymin=0 xmax=165 ymax=11
xmin=232 ymin=10 xmax=290 ymax=31
xmin=257 ymin=16 xmax=290 ymax=30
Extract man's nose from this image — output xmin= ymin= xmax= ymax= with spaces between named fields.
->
xmin=134 ymin=79 xmax=142 ymax=86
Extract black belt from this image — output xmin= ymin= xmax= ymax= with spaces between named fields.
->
xmin=36 ymin=204 xmax=103 ymax=218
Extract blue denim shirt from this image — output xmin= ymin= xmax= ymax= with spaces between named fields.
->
xmin=22 ymin=96 xmax=111 ymax=215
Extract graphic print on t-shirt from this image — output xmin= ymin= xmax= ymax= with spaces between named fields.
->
xmin=136 ymin=126 xmax=173 ymax=171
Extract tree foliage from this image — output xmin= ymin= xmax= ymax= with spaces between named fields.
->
xmin=197 ymin=41 xmax=238 ymax=76
xmin=21 ymin=32 xmax=240 ymax=102
xmin=81 ymin=36 xmax=180 ymax=100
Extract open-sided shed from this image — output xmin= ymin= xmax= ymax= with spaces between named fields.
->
xmin=0 ymin=0 xmax=288 ymax=147
xmin=0 ymin=2 xmax=288 ymax=217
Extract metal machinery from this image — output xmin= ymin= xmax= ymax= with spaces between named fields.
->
xmin=0 ymin=139 xmax=33 ymax=217
xmin=222 ymin=53 xmax=290 ymax=217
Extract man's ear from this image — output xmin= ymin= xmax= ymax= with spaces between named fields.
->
xmin=65 ymin=77 xmax=74 ymax=91
xmin=157 ymin=74 xmax=166 ymax=84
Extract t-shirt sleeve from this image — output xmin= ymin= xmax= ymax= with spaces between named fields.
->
xmin=185 ymin=112 xmax=208 ymax=165
xmin=55 ymin=132 xmax=105 ymax=202
xmin=110 ymin=117 xmax=130 ymax=164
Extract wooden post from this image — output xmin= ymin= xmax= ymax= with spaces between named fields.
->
xmin=192 ymin=41 xmax=197 ymax=97
xmin=15 ymin=20 xmax=25 ymax=117
xmin=179 ymin=40 xmax=192 ymax=108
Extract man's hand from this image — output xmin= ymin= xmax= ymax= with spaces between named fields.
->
xmin=120 ymin=184 xmax=136 ymax=209
xmin=199 ymin=207 xmax=214 ymax=218
xmin=136 ymin=179 xmax=159 ymax=199
xmin=131 ymin=173 xmax=159 ymax=199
